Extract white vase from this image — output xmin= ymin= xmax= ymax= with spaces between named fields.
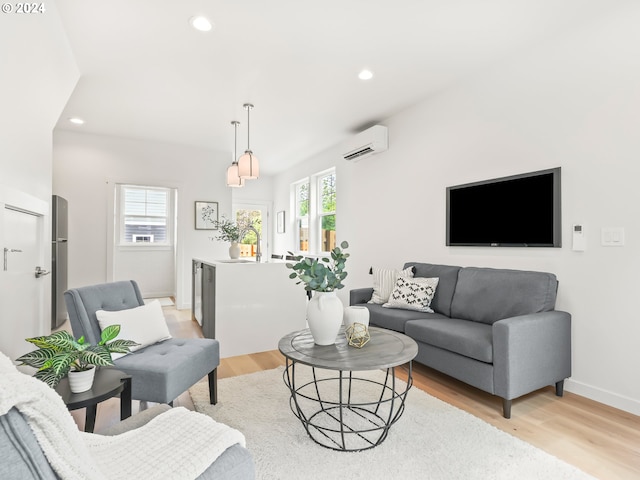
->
xmin=307 ymin=291 xmax=343 ymax=345
xmin=68 ymin=366 xmax=96 ymax=393
xmin=229 ymin=242 xmax=241 ymax=259
xmin=343 ymin=306 xmax=370 ymax=329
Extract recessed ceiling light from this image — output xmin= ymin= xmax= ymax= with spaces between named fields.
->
xmin=69 ymin=117 xmax=85 ymax=125
xmin=190 ymin=15 xmax=213 ymax=32
xmin=358 ymin=69 xmax=374 ymax=80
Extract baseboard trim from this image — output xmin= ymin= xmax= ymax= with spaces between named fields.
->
xmin=141 ymin=291 xmax=174 ymax=299
xmin=566 ymin=378 xmax=640 ymax=416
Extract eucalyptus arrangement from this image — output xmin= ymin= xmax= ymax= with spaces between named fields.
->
xmin=211 ymin=216 xmax=249 ymax=243
xmin=286 ymin=241 xmax=350 ymax=292
xmin=16 ymin=326 xmax=138 ymax=388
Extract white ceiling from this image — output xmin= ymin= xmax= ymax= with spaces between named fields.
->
xmin=55 ymin=0 xmax=614 ymax=175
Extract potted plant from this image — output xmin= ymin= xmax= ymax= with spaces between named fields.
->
xmin=212 ymin=215 xmax=248 ymax=259
xmin=16 ymin=325 xmax=138 ymax=393
xmin=212 ymin=215 xmax=261 ymax=259
xmin=286 ymin=241 xmax=350 ymax=345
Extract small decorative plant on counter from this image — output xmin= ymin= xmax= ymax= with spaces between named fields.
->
xmin=286 ymin=241 xmax=350 ymax=345
xmin=211 ymin=215 xmax=247 ymax=243
xmin=16 ymin=326 xmax=138 ymax=390
xmin=211 ymin=215 xmax=261 ymax=259
xmin=285 ymin=241 xmax=350 ymax=292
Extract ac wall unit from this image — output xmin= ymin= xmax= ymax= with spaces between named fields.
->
xmin=342 ymin=125 xmax=388 ymax=161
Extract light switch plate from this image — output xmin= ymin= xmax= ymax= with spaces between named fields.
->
xmin=601 ymin=227 xmax=625 ymax=246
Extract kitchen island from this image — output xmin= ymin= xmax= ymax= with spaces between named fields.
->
xmin=192 ymin=258 xmax=308 ymax=358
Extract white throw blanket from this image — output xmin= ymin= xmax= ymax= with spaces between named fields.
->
xmin=0 ymin=352 xmax=245 ymax=480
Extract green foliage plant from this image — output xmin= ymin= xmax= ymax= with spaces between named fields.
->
xmin=211 ymin=214 xmax=261 ymax=244
xmin=16 ymin=326 xmax=139 ymax=388
xmin=211 ymin=216 xmax=246 ymax=243
xmin=286 ymin=241 xmax=350 ymax=292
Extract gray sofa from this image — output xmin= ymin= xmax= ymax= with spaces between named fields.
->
xmin=350 ymin=262 xmax=571 ymax=418
xmin=0 ymin=405 xmax=255 ymax=480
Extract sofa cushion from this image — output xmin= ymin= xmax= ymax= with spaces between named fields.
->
xmin=383 ymin=276 xmax=439 ymax=313
xmin=450 ymin=267 xmax=558 ymax=324
xmin=0 ymin=409 xmax=59 ymax=480
xmin=405 ymin=318 xmax=493 ymax=363
xmin=360 ymin=303 xmax=448 ymax=333
xmin=369 ymin=266 xmax=414 ymax=304
xmin=404 ymin=263 xmax=461 ymax=317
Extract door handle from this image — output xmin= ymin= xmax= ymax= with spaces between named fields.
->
xmin=3 ymin=247 xmax=23 ymax=271
xmin=35 ymin=266 xmax=50 ymax=278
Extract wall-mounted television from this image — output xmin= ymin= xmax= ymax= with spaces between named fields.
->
xmin=446 ymin=168 xmax=561 ymax=247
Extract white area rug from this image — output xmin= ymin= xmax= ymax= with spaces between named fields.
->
xmin=189 ymin=367 xmax=595 ymax=480
xmin=143 ymin=297 xmax=174 ymax=307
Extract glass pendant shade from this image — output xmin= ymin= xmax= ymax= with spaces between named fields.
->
xmin=226 ymin=163 xmax=244 ymax=187
xmin=238 ymin=150 xmax=259 ymax=179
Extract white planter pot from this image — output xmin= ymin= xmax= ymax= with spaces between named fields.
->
xmin=307 ymin=291 xmax=343 ymax=345
xmin=343 ymin=306 xmax=370 ymax=329
xmin=68 ymin=366 xmax=96 ymax=393
xmin=229 ymin=242 xmax=241 ymax=259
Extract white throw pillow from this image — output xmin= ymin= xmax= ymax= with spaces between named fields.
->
xmin=369 ymin=266 xmax=415 ymax=304
xmin=383 ymin=276 xmax=440 ymax=313
xmin=96 ymin=300 xmax=171 ymax=357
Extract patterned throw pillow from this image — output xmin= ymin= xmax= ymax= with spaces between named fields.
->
xmin=369 ymin=266 xmax=415 ymax=304
xmin=382 ymin=276 xmax=440 ymax=313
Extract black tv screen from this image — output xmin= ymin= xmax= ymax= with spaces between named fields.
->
xmin=446 ymin=168 xmax=561 ymax=247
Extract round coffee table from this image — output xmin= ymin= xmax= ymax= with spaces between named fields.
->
xmin=278 ymin=327 xmax=418 ymax=451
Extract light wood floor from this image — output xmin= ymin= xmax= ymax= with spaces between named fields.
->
xmin=69 ymin=305 xmax=640 ymax=480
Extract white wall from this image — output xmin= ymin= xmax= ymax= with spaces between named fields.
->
xmin=0 ymin=6 xmax=78 ymax=359
xmin=273 ymin=4 xmax=640 ymax=415
xmin=53 ymin=130 xmax=232 ymax=309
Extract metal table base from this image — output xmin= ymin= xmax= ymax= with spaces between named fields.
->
xmin=283 ymin=359 xmax=413 ymax=452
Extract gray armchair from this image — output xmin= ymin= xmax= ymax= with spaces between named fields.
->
xmin=64 ymin=280 xmax=218 ymax=406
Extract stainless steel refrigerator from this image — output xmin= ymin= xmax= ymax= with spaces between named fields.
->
xmin=52 ymin=195 xmax=68 ymax=329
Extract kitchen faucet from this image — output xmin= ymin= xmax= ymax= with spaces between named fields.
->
xmin=246 ymin=225 xmax=262 ymax=262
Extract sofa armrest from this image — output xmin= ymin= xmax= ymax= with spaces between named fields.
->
xmin=493 ymin=311 xmax=571 ymax=400
xmin=99 ymin=404 xmax=172 ymax=435
xmin=350 ymin=288 xmax=373 ymax=305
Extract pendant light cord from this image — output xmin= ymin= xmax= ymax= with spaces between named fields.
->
xmin=244 ymin=103 xmax=253 ymax=152
xmin=231 ymin=120 xmax=240 ymax=163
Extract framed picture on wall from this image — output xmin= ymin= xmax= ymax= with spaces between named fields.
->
xmin=277 ymin=210 xmax=285 ymax=234
xmin=195 ymin=201 xmax=218 ymax=230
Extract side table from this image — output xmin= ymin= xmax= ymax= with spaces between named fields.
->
xmin=55 ymin=368 xmax=132 ymax=433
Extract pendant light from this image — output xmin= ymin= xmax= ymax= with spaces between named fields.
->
xmin=226 ymin=121 xmax=244 ymax=188
xmin=238 ymin=103 xmax=259 ymax=179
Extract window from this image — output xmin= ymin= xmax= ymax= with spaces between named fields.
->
xmin=294 ymin=181 xmax=309 ymax=252
xmin=118 ymin=185 xmax=171 ymax=245
xmin=291 ymin=168 xmax=336 ymax=254
xmin=318 ymin=172 xmax=336 ymax=252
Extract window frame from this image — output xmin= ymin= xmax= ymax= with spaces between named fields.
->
xmin=291 ymin=167 xmax=336 ymax=256
xmin=316 ymin=170 xmax=336 ymax=254
xmin=116 ymin=184 xmax=174 ymax=247
xmin=293 ymin=179 xmax=310 ymax=253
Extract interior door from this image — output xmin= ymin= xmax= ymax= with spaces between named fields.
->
xmin=0 ymin=205 xmax=47 ymax=362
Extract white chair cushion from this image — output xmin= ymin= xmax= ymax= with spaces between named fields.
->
xmin=96 ymin=300 xmax=171 ymax=356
